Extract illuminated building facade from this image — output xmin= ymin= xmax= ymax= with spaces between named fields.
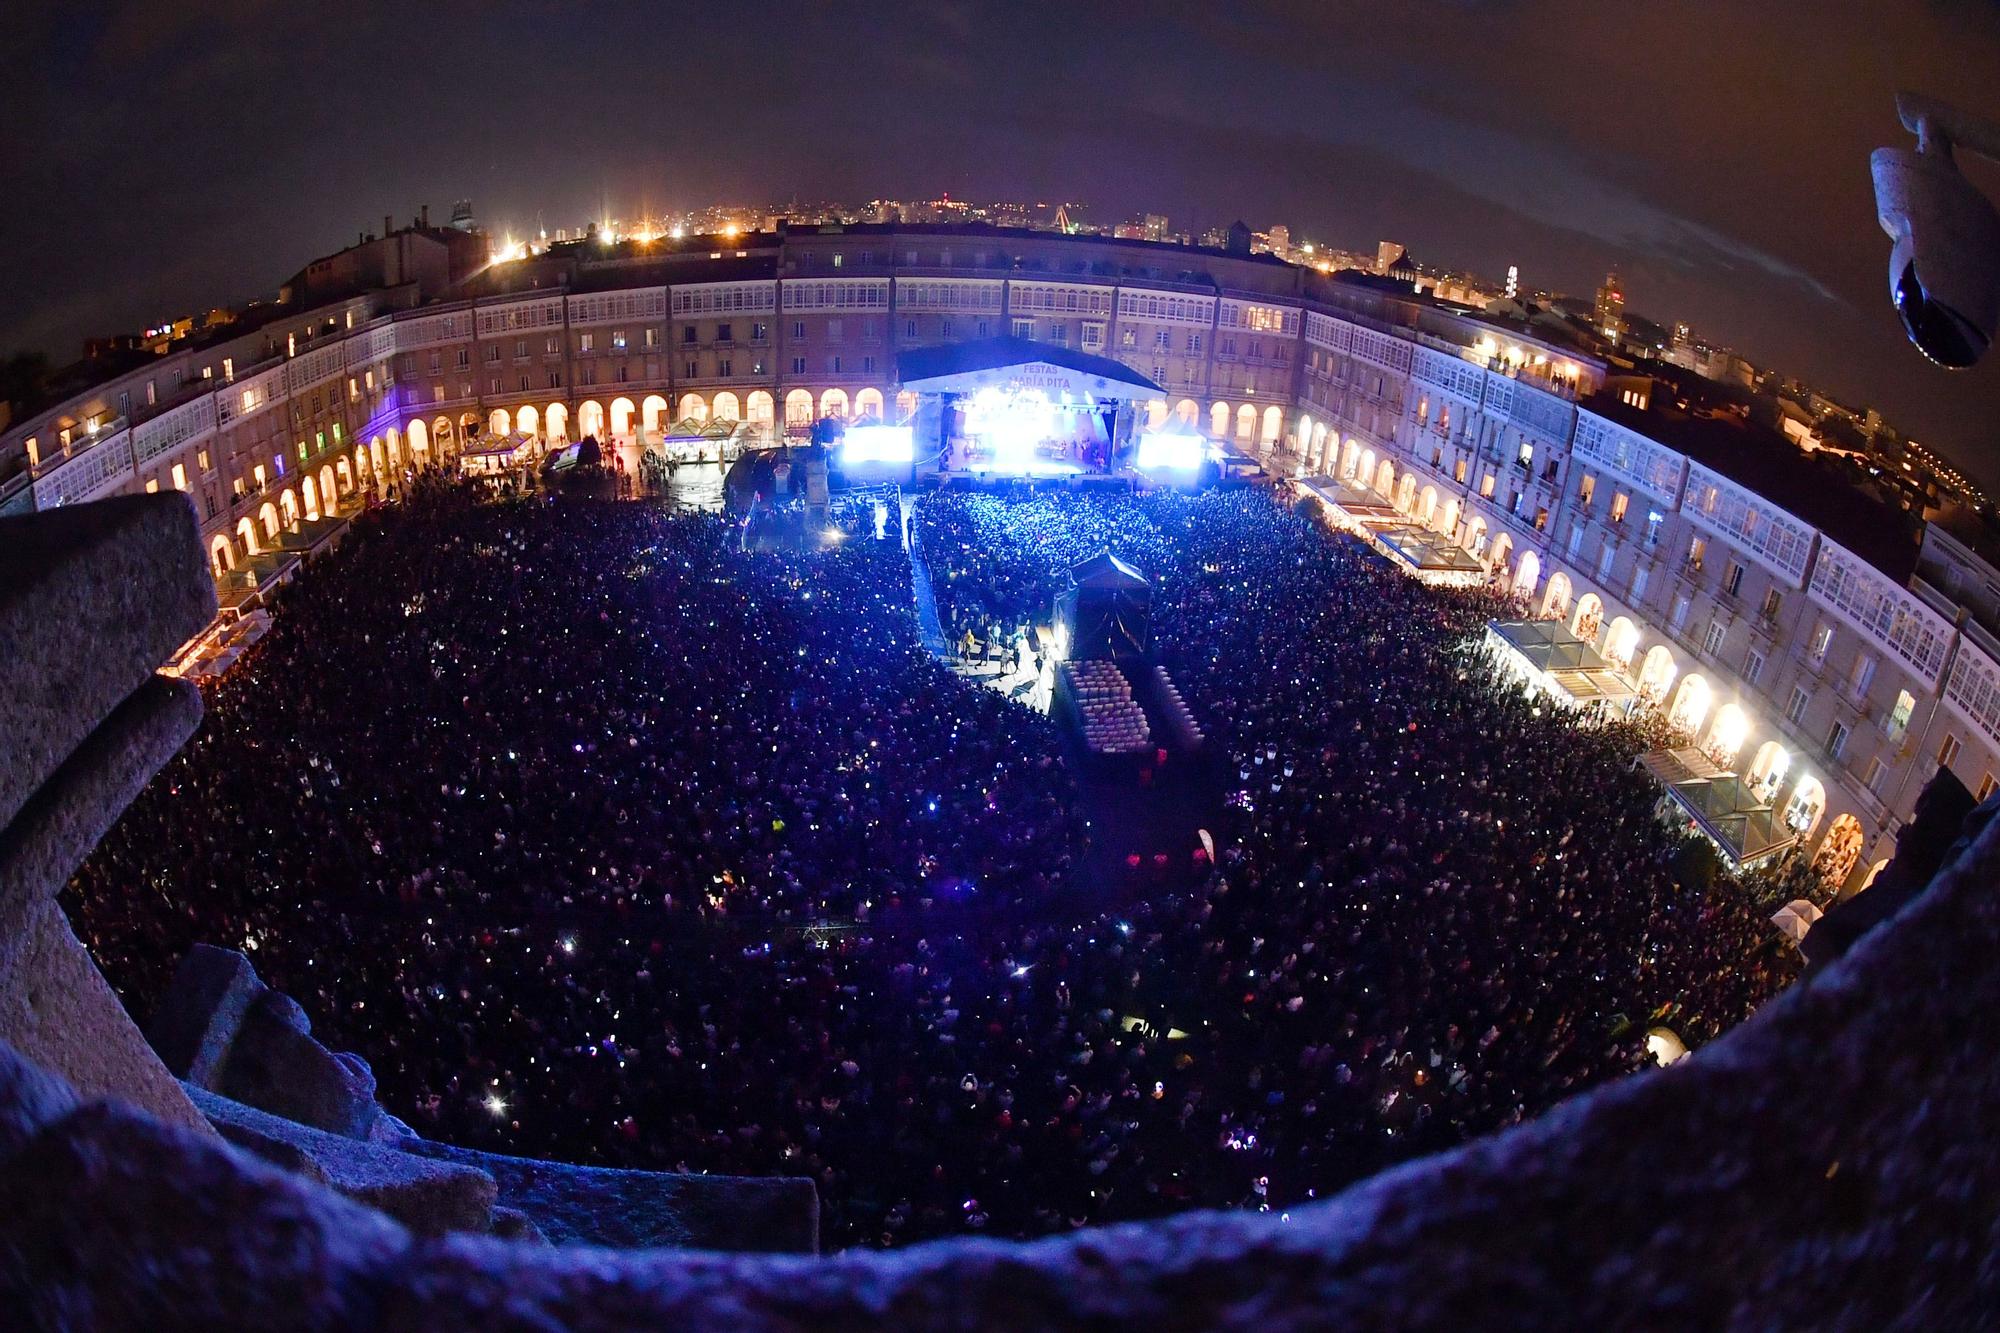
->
xmin=4 ymin=221 xmax=1997 ymax=892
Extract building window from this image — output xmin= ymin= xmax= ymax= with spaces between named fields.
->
xmin=579 ymin=333 xmax=594 ymax=353
xmin=1703 ymin=621 xmax=1727 ymax=656
xmin=791 ymin=357 xmax=806 ymax=375
xmin=1979 ymin=772 xmax=1998 ymax=802
xmin=1847 ymin=653 xmax=1876 ymax=699
xmin=486 ymin=345 xmax=502 ymax=363
xmin=1826 ymin=720 xmax=1849 ymax=759
xmin=1012 ymin=318 xmax=1035 ymax=339
xmin=685 ymin=360 xmax=699 ymax=379
xmin=1610 ymin=490 xmax=1629 ymax=524
xmin=1787 ymin=685 xmax=1811 ymax=724
xmin=1744 ymin=649 xmax=1766 ymax=686
xmin=645 ymin=328 xmax=659 ymax=348
xmin=717 ymin=324 xmax=733 ymax=343
xmin=1723 ymin=562 xmax=1745 ymax=597
xmin=1760 ymin=588 xmax=1783 ymax=622
xmin=1671 ymin=595 xmax=1691 ymax=630
xmin=683 ymin=326 xmax=698 ymax=345
xmin=1939 ymin=732 xmax=1962 ymax=768
xmin=719 ymin=359 xmax=733 ymax=378
xmin=792 ymin=321 xmax=806 ymax=340
xmin=1886 ymin=689 xmax=1915 ymax=739
xmin=1808 ymin=623 xmax=1833 ymax=664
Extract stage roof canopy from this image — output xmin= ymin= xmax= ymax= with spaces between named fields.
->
xmin=898 ymin=337 xmax=1165 ymax=400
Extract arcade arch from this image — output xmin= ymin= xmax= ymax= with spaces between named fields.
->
xmin=1512 ymin=550 xmax=1541 ymax=599
xmin=1704 ymin=703 xmax=1750 ymax=766
xmin=1815 ymin=813 xmax=1865 ymax=887
xmin=1571 ymin=593 xmax=1604 ymax=643
xmin=1784 ymin=776 xmax=1827 ymax=838
xmin=1668 ymin=674 xmax=1713 ymax=735
xmin=1539 ymin=571 xmax=1572 ymax=621
xmin=1748 ymin=742 xmax=1791 ymax=799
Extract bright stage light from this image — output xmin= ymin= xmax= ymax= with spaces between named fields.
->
xmin=841 ymin=424 xmax=915 ymax=465
xmin=967 ymin=386 xmax=1077 ymax=475
xmin=1136 ymin=432 xmax=1206 ymax=471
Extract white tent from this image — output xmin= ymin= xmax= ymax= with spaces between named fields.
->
xmin=1771 ymin=898 xmax=1824 ymax=944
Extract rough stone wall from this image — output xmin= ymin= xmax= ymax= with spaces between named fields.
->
xmin=0 ymin=494 xmax=214 ymax=1131
xmin=3 ymin=795 xmax=1995 ymax=1328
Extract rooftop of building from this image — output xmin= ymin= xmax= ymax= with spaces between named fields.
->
xmin=1926 ymin=499 xmax=2000 ymax=574
xmin=1583 ymin=387 xmax=1922 ymax=583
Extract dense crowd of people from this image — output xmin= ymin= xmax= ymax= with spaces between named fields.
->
xmin=68 ymin=477 xmax=1794 ymax=1250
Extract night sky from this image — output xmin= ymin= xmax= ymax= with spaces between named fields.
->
xmin=4 ymin=1 xmax=1998 ymax=482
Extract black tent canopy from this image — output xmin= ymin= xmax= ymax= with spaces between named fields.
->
xmin=1056 ymin=551 xmax=1152 ymax=661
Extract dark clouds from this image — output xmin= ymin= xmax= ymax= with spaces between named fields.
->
xmin=4 ymin=1 xmax=1998 ymax=481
